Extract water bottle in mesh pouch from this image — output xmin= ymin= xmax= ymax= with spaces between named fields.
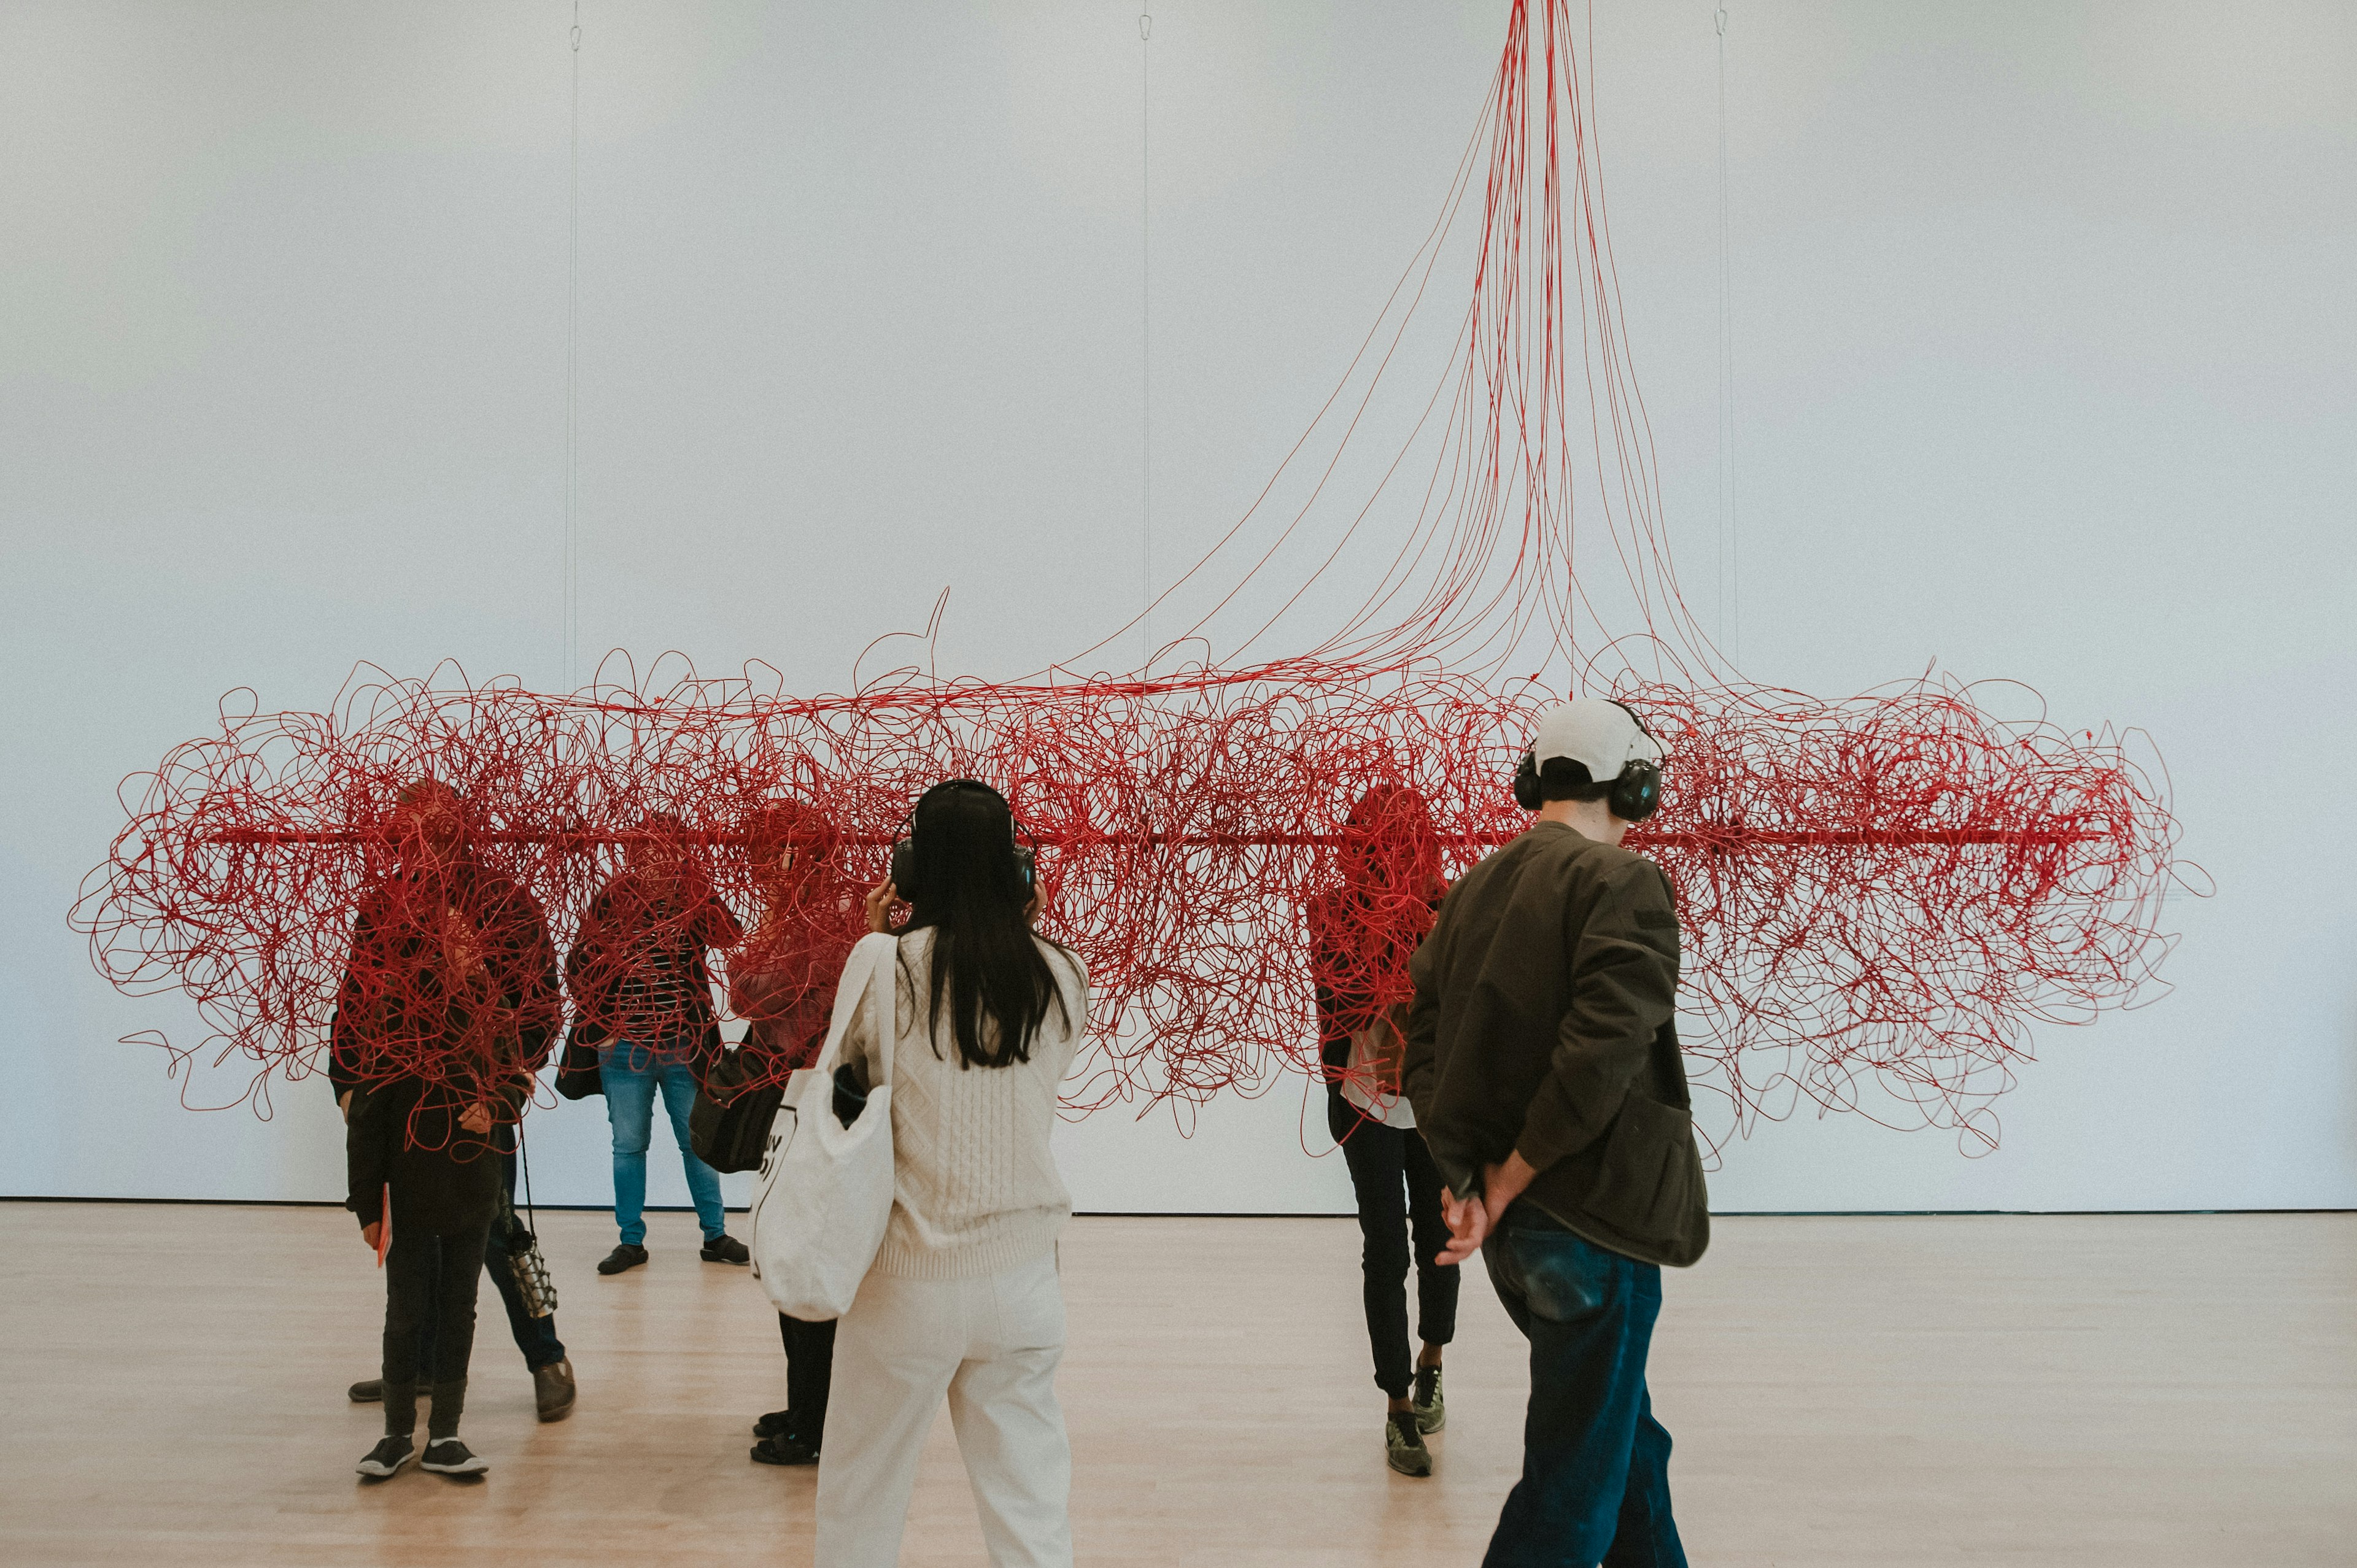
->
xmin=503 ymin=1200 xmax=560 ymax=1319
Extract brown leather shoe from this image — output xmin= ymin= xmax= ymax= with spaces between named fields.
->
xmin=533 ymin=1359 xmax=577 ymax=1423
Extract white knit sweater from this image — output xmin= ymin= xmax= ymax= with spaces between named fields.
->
xmin=838 ymin=929 xmax=1086 ymax=1281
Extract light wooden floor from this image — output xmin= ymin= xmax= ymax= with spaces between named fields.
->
xmin=1 ymin=1205 xmax=2350 ymax=1566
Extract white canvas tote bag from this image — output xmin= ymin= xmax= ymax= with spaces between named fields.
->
xmin=748 ymin=932 xmax=899 ymax=1320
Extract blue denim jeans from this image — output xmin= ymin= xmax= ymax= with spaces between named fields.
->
xmin=1480 ymin=1204 xmax=1686 ymax=1568
xmin=601 ymin=1050 xmax=726 ymax=1245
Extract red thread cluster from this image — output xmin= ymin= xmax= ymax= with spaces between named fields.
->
xmin=74 ymin=662 xmax=2180 ymax=1148
xmin=74 ymin=0 xmax=2194 ymax=1151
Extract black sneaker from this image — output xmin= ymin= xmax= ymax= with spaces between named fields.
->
xmin=348 ymin=1378 xmax=384 ymax=1404
xmin=597 ymin=1243 xmax=649 ymax=1275
xmin=700 ymin=1234 xmax=750 ymax=1265
xmin=355 ymin=1435 xmax=415 ymax=1478
xmin=751 ymin=1432 xmax=819 ymax=1467
xmin=753 ymin=1408 xmax=792 ymax=1440
xmin=420 ymin=1438 xmax=489 ymax=1476
xmin=1412 ymin=1365 xmax=1447 ymax=1434
xmin=1385 ymin=1412 xmax=1432 ymax=1478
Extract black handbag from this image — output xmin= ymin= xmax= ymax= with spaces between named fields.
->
xmin=554 ymin=1025 xmax=603 ymax=1100
xmin=689 ymin=1048 xmax=784 ymax=1173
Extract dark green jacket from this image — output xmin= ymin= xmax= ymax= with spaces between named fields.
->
xmin=1403 ymin=821 xmax=1709 ymax=1268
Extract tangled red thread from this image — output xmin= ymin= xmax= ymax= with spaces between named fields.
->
xmin=74 ymin=1 xmax=2191 ymax=1153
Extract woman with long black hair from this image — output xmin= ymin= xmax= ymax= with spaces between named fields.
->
xmin=816 ymin=779 xmax=1088 ymax=1568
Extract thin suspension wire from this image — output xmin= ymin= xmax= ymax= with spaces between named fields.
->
xmin=565 ymin=2 xmax=582 ymax=692
xmin=1714 ymin=0 xmax=1736 ymax=663
xmin=1140 ymin=5 xmax=1154 ymax=674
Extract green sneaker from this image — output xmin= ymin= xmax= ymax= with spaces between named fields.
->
xmin=1385 ymin=1412 xmax=1433 ymax=1477
xmin=1412 ymin=1365 xmax=1446 ymax=1434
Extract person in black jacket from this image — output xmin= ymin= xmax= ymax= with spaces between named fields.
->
xmin=336 ymin=778 xmax=560 ymax=1478
xmin=1307 ymin=785 xmax=1457 ymax=1478
xmin=566 ymin=813 xmax=748 ymax=1275
xmin=1404 ymin=700 xmax=1706 ymax=1568
xmin=331 ymin=781 xmax=577 ymax=1427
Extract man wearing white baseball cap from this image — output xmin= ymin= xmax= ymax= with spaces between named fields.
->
xmin=1402 ymin=697 xmax=1705 ymax=1568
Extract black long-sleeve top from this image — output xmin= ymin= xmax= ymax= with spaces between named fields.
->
xmin=327 ymin=860 xmax=561 ymax=1099
xmin=346 ymin=1075 xmax=509 ymax=1234
xmin=565 ymin=871 xmax=743 ymax=1071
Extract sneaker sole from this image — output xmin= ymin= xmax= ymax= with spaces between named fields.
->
xmin=421 ymin=1456 xmax=490 ymax=1475
xmin=1386 ymin=1452 xmax=1433 ymax=1478
xmin=356 ymin=1451 xmax=416 ymax=1478
xmin=1415 ymin=1407 xmax=1446 ymax=1434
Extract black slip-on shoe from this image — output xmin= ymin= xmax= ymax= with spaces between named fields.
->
xmin=751 ymin=1432 xmax=820 ymax=1467
xmin=420 ymin=1438 xmax=489 ymax=1476
xmin=597 ymin=1243 xmax=649 ymax=1275
xmin=356 ymin=1435 xmax=416 ymax=1478
xmin=753 ymin=1408 xmax=792 ymax=1440
xmin=348 ymin=1378 xmax=384 ymax=1404
xmin=700 ymin=1234 xmax=750 ymax=1265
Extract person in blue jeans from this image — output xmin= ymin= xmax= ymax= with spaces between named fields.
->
xmin=1404 ymin=700 xmax=1709 ymax=1567
xmin=567 ymin=814 xmax=751 ymax=1275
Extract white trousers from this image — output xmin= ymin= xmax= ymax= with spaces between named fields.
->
xmin=816 ymin=1251 xmax=1074 ymax=1568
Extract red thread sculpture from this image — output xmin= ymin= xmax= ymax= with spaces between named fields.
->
xmin=76 ymin=0 xmax=2187 ymax=1154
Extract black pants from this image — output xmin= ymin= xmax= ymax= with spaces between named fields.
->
xmin=1330 ymin=1092 xmax=1460 ymax=1399
xmin=411 ymin=1149 xmax=567 ymax=1376
xmin=382 ymin=1217 xmax=492 ymax=1440
xmin=778 ymin=1312 xmax=838 ymax=1448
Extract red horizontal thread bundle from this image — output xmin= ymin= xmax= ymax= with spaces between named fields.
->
xmin=74 ymin=662 xmax=2181 ymax=1148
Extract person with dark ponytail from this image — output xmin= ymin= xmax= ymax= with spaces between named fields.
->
xmin=1308 ymin=784 xmax=1458 ymax=1477
xmin=816 ymin=780 xmax=1088 ymax=1568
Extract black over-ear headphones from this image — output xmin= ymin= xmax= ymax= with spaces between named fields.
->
xmin=888 ymin=779 xmax=1037 ymax=903
xmin=1511 ymin=701 xmax=1664 ymax=823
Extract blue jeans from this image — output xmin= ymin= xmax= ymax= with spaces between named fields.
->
xmin=601 ymin=1051 xmax=726 ymax=1245
xmin=1480 ymin=1205 xmax=1686 ymax=1568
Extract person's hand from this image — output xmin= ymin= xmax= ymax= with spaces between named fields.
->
xmin=864 ymin=879 xmax=900 ymax=934
xmin=362 ymin=1221 xmax=383 ymax=1253
xmin=1434 ymin=1186 xmax=1489 ymax=1266
xmin=1481 ymin=1149 xmax=1539 ymax=1234
xmin=459 ymin=1103 xmax=493 ymax=1135
xmin=338 ymin=1090 xmax=354 ymax=1124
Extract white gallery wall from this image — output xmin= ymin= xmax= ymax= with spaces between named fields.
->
xmin=3 ymin=1 xmax=2351 ymax=1215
